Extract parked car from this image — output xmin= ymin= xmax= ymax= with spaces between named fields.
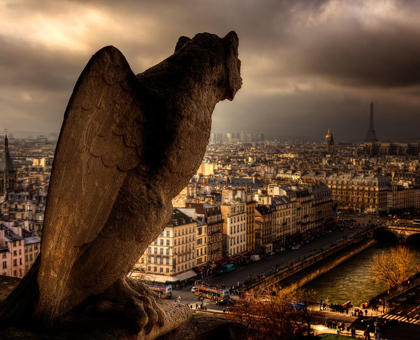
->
xmin=292 ymin=245 xmax=300 ymax=250
xmin=216 ymin=299 xmax=235 ymax=306
xmin=191 ymin=287 xmax=196 ymax=293
xmin=222 ymin=264 xmax=236 ymax=273
xmin=250 ymin=254 xmax=261 ymax=262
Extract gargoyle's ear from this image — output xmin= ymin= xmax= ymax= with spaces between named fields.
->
xmin=222 ymin=31 xmax=242 ymax=101
xmin=175 ymin=36 xmax=191 ymax=52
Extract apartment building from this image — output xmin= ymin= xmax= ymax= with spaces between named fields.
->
xmin=186 ymin=203 xmax=223 ymax=263
xmin=221 ymin=201 xmax=247 ymax=259
xmin=1 ymin=189 xmax=47 ymax=236
xmin=24 ymin=235 xmax=41 ymax=274
xmin=136 ymin=209 xmax=197 ymax=281
xmin=325 ymin=173 xmax=389 ymax=214
xmin=255 ymin=205 xmax=273 ymax=253
xmin=0 ymin=222 xmax=25 ymax=278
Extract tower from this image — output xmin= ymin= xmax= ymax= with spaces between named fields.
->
xmin=0 ymin=131 xmax=17 ymax=195
xmin=324 ymin=128 xmax=335 ymax=153
xmin=365 ymin=102 xmax=379 ymax=142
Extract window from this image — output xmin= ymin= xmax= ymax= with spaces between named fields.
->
xmin=166 ymin=258 xmax=169 ymax=265
xmin=13 ymin=259 xmax=17 ymax=267
xmin=2 ymin=261 xmax=6 ymax=269
xmin=166 ymin=240 xmax=170 ymax=246
xmin=160 ymin=248 xmax=163 ymax=255
xmin=166 ymin=231 xmax=170 ymax=237
xmin=160 ymin=239 xmax=164 ymax=245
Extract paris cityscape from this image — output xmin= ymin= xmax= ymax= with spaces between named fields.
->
xmin=1 ymin=1 xmax=420 ymax=340
xmin=0 ymin=100 xmax=420 ymax=339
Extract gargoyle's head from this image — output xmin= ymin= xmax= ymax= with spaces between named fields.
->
xmin=174 ymin=31 xmax=242 ymax=101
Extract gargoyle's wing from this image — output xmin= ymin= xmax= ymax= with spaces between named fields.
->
xmin=38 ymin=46 xmax=143 ymax=303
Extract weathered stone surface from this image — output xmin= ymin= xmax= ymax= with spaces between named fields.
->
xmin=0 ymin=315 xmax=246 ymax=340
xmin=0 ymin=31 xmax=241 ymax=339
xmin=0 ymin=277 xmax=20 ymax=303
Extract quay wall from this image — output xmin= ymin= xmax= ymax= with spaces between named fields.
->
xmin=281 ymin=238 xmax=377 ymax=294
xmin=244 ymin=227 xmax=377 ymax=294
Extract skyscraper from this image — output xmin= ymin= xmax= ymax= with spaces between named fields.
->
xmin=365 ymin=102 xmax=379 ymax=142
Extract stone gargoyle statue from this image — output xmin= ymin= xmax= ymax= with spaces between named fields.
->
xmin=0 ymin=32 xmax=241 ymax=339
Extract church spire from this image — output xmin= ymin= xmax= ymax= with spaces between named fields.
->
xmin=0 ymin=130 xmax=15 ymax=173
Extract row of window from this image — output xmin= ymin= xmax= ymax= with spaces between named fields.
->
xmin=229 ymin=223 xmax=246 ymax=234
xmin=146 ymin=262 xmax=193 ymax=273
xmin=229 ymin=234 xmax=246 ymax=246
xmin=2 ymin=257 xmax=23 ymax=268
xmin=228 ymin=244 xmax=245 ymax=255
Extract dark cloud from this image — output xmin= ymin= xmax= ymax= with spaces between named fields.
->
xmin=293 ymin=17 xmax=420 ymax=88
xmin=0 ymin=0 xmax=420 ymax=140
xmin=0 ymin=37 xmax=83 ymax=92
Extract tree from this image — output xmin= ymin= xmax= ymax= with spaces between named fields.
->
xmin=371 ymin=245 xmax=417 ymax=289
xmin=225 ymin=286 xmax=322 ymax=339
xmin=289 ymin=289 xmax=323 ymax=338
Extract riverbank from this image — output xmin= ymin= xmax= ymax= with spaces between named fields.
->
xmin=243 ymin=227 xmax=376 ymax=294
xmin=280 ymin=238 xmax=376 ymax=293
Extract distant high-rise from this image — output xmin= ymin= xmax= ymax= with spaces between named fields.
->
xmin=365 ymin=102 xmax=379 ymax=142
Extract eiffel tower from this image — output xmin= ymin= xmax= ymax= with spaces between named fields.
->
xmin=365 ymin=102 xmax=379 ymax=142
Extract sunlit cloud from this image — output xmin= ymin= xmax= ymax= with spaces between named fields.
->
xmin=0 ymin=0 xmax=419 ymax=139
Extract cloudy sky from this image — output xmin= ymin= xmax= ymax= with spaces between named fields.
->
xmin=1 ymin=0 xmax=419 ymax=141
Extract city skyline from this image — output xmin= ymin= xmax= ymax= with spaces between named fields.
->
xmin=1 ymin=0 xmax=420 ymax=140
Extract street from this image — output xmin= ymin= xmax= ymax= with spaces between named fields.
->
xmin=206 ymin=219 xmax=377 ymax=287
xmin=171 ymin=216 xmax=385 ymax=307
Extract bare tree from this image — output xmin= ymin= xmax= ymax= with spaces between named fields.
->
xmin=371 ymin=245 xmax=417 ymax=289
xmin=225 ymin=287 xmax=322 ymax=339
xmin=289 ymin=289 xmax=323 ymax=338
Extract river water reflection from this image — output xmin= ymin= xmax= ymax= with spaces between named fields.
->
xmin=304 ymin=243 xmax=420 ymax=307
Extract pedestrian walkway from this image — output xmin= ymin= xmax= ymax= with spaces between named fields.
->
xmin=312 ymin=324 xmax=364 ymax=338
xmin=381 ymin=311 xmax=420 ymax=325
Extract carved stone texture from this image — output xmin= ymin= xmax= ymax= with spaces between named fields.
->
xmin=0 ymin=31 xmax=242 ymax=339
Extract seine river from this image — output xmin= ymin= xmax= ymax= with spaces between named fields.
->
xmin=304 ymin=242 xmax=420 ymax=307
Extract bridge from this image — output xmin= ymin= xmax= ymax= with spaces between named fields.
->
xmin=379 ymin=220 xmax=420 ymax=242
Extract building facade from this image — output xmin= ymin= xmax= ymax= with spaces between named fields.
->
xmin=221 ymin=201 xmax=247 ymax=259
